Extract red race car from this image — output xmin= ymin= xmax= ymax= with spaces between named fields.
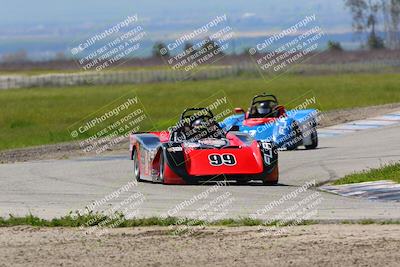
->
xmin=129 ymin=108 xmax=279 ymax=185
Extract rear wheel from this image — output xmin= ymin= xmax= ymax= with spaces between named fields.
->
xmin=305 ymin=128 xmax=318 ymax=149
xmin=132 ymin=149 xmax=142 ymax=182
xmin=286 ymin=121 xmax=302 ymax=150
xmin=263 ymin=164 xmax=279 ymax=186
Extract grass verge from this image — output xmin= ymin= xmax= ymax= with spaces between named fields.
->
xmin=0 ymin=213 xmax=399 ymax=228
xmin=1 ymin=73 xmax=400 ymax=151
xmin=332 ymin=163 xmax=400 ymax=185
xmin=0 ymin=213 xmax=311 ymax=227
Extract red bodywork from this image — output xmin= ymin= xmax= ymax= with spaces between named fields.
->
xmin=130 ymin=131 xmax=278 ymax=185
xmin=183 ymin=141 xmax=264 ymax=176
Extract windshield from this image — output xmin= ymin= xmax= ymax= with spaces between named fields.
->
xmin=249 ymin=100 xmax=279 ymax=118
xmin=170 ymin=115 xmax=225 ymax=142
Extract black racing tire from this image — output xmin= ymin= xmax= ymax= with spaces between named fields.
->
xmin=159 ymin=152 xmax=165 ymax=184
xmin=132 ymin=149 xmax=142 ymax=182
xmin=262 ymin=180 xmax=278 ymax=186
xmin=305 ymin=128 xmax=318 ymax=150
xmin=286 ymin=121 xmax=303 ymax=150
xmin=236 ymin=180 xmax=248 ymax=185
xmin=186 ymin=180 xmax=199 ymax=185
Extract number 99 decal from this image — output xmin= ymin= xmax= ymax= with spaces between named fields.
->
xmin=208 ymin=154 xmax=237 ymax=166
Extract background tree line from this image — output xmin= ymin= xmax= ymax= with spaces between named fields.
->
xmin=345 ymin=0 xmax=400 ymax=49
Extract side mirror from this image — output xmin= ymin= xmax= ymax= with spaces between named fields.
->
xmin=234 ymin=108 xmax=245 ymax=114
xmin=276 ymin=105 xmax=286 ymax=117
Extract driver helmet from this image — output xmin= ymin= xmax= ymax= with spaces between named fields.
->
xmin=192 ymin=118 xmax=207 ymax=130
xmin=257 ymin=101 xmax=274 ymax=115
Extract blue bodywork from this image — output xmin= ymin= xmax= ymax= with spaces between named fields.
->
xmin=220 ymin=109 xmax=318 ymax=148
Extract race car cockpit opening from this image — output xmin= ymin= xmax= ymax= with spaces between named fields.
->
xmin=169 ymin=108 xmax=225 ymax=142
xmin=248 ymin=94 xmax=280 ymax=119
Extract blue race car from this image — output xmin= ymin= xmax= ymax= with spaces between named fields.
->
xmin=221 ymin=93 xmax=318 ymax=150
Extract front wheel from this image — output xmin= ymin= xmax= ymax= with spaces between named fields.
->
xmin=263 ymin=180 xmax=278 ymax=186
xmin=236 ymin=180 xmax=248 ymax=185
xmin=132 ymin=149 xmax=142 ymax=182
xmin=159 ymin=152 xmax=165 ymax=184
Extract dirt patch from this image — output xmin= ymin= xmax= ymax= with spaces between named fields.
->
xmin=319 ymin=102 xmax=400 ymax=127
xmin=1 ymin=102 xmax=400 ymax=164
xmin=0 ymin=139 xmax=128 ymax=164
xmin=1 ymin=224 xmax=399 ymax=266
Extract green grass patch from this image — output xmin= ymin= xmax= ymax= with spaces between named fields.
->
xmin=341 ymin=219 xmax=400 ymax=225
xmin=1 ymin=213 xmax=399 ymax=228
xmin=0 ymin=213 xmax=315 ymax=228
xmin=333 ymin=163 xmax=400 ymax=185
xmin=1 ymin=73 xmax=400 ymax=151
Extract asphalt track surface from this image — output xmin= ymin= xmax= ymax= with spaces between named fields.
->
xmin=1 ymin=123 xmax=400 ymax=221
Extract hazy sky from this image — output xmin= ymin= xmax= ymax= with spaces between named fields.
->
xmin=0 ymin=0 xmax=351 ymax=31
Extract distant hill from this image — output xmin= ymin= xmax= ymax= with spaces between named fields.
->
xmin=0 ymin=0 xmax=356 ymax=60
